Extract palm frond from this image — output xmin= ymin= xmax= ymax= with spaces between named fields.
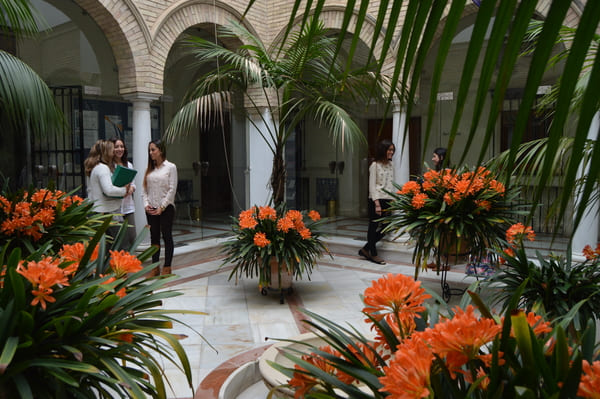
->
xmin=0 ymin=50 xmax=65 ymax=137
xmin=0 ymin=0 xmax=42 ymax=37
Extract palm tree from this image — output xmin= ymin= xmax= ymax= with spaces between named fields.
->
xmin=0 ymin=0 xmax=65 ymax=138
xmin=239 ymin=0 xmax=599 ymax=234
xmin=165 ymin=19 xmax=401 ymax=206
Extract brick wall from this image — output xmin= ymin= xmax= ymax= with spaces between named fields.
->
xmin=73 ymin=0 xmax=579 ymax=97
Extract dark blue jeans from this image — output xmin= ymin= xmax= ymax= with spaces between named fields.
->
xmin=146 ymin=204 xmax=175 ymax=267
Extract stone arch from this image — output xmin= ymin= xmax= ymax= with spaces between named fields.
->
xmin=149 ymin=1 xmax=260 ymax=95
xmin=428 ymin=1 xmax=584 ymax=47
xmin=76 ymin=0 xmax=150 ymax=95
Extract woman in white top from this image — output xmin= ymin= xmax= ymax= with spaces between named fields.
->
xmin=85 ymin=139 xmax=129 ymax=241
xmin=142 ymin=139 xmax=178 ymax=276
xmin=110 ymin=137 xmax=136 ymax=248
xmin=359 ymin=139 xmax=395 ymax=265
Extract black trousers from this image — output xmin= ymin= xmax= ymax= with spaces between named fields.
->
xmin=364 ymin=198 xmax=391 ymax=256
xmin=146 ymin=204 xmax=175 ymax=267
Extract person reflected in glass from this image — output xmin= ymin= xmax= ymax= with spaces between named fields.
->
xmin=359 ymin=139 xmax=395 ymax=265
xmin=142 ymin=139 xmax=178 ymax=276
xmin=110 ymin=137 xmax=136 ymax=249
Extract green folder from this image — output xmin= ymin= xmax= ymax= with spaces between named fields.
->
xmin=112 ymin=164 xmax=137 ymax=187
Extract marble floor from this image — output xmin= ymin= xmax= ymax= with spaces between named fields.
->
xmin=153 ymin=215 xmax=567 ymax=399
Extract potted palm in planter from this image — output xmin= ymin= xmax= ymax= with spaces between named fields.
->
xmin=221 ymin=205 xmax=330 ymax=303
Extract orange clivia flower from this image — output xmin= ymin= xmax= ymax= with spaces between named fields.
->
xmin=289 ymin=346 xmax=340 ymax=398
xmin=299 ymin=228 xmax=311 ymax=239
xmin=253 ymin=232 xmax=271 ymax=247
xmin=17 ymin=257 xmax=70 ymax=309
xmin=475 ymin=199 xmax=492 ymax=211
xmin=380 ymin=337 xmax=434 ymax=399
xmin=239 ymin=208 xmax=258 ymax=229
xmin=277 ymin=216 xmax=295 ymax=233
xmin=308 ymin=210 xmax=321 ymax=221
xmin=426 ymin=305 xmax=502 ymax=378
xmin=363 ymin=274 xmax=431 ymax=336
xmin=36 ymin=208 xmax=55 ymax=227
xmin=109 ymin=250 xmax=142 ymax=276
xmin=400 ymin=180 xmax=421 ymax=195
xmin=488 ymin=179 xmax=505 ymax=195
xmin=286 ymin=210 xmax=303 ymax=222
xmin=411 ymin=193 xmax=428 ymax=209
xmin=0 ymin=196 xmax=10 ymax=213
xmin=506 ymin=223 xmax=535 ymax=245
xmin=578 ymin=360 xmax=600 ymax=398
xmin=258 ymin=206 xmax=277 ymax=220
xmin=583 ymin=243 xmax=600 ymax=261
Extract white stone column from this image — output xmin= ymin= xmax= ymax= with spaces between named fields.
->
xmin=124 ymin=93 xmax=159 ymax=239
xmin=572 ymin=112 xmax=600 ymax=258
xmin=392 ymin=105 xmax=410 ymax=186
xmin=246 ymin=108 xmax=275 ymax=206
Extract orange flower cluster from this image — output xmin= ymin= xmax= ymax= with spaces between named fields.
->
xmin=237 ymin=206 xmax=320 ymax=248
xmin=583 ymin=243 xmax=600 ymax=261
xmin=16 ymin=257 xmax=71 ymax=310
xmin=499 ymin=223 xmax=535 ymax=264
xmin=289 ymin=273 xmax=587 ymax=399
xmin=109 ymin=250 xmax=143 ymax=277
xmin=578 ymin=360 xmax=600 ymax=398
xmin=398 ymin=167 xmax=505 ymax=210
xmin=10 ymin=243 xmax=142 ymax=309
xmin=363 ymin=273 xmax=431 ymax=339
xmin=506 ymin=222 xmax=535 ymax=245
xmin=0 ymin=189 xmax=83 ymax=241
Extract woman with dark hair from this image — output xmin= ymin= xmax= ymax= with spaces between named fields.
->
xmin=110 ymin=137 xmax=136 ymax=248
xmin=359 ymin=139 xmax=395 ymax=265
xmin=142 ymin=139 xmax=178 ymax=276
xmin=432 ymin=147 xmax=448 ymax=171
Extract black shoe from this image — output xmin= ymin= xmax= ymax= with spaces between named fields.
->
xmin=371 ymin=255 xmax=386 ymax=265
xmin=359 ymin=248 xmax=372 ymax=260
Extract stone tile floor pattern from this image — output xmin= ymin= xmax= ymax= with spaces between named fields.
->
xmin=153 ymin=216 xmax=566 ymax=398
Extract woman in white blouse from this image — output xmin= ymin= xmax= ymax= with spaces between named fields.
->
xmin=359 ymin=139 xmax=395 ymax=265
xmin=142 ymin=139 xmax=178 ymax=276
xmin=110 ymin=137 xmax=136 ymax=249
xmin=85 ymin=139 xmax=129 ymax=241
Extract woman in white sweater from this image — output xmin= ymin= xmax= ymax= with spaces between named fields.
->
xmin=359 ymin=139 xmax=395 ymax=265
xmin=142 ymin=139 xmax=178 ymax=276
xmin=85 ymin=139 xmax=129 ymax=240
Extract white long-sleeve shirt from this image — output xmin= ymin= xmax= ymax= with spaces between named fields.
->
xmin=368 ymin=161 xmax=394 ymax=201
xmin=120 ymin=161 xmax=136 ymax=215
xmin=142 ymin=160 xmax=178 ymax=210
xmin=88 ymin=163 xmax=127 ymax=213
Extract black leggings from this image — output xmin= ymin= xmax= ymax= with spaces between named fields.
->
xmin=364 ymin=198 xmax=391 ymax=256
xmin=146 ymin=205 xmax=175 ymax=267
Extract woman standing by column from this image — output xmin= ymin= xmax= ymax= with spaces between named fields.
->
xmin=359 ymin=139 xmax=395 ymax=265
xmin=110 ymin=137 xmax=136 ymax=249
xmin=142 ymin=139 xmax=178 ymax=276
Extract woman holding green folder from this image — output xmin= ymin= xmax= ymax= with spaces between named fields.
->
xmin=110 ymin=137 xmax=136 ymax=248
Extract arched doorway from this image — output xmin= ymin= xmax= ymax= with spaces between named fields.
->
xmin=163 ymin=25 xmax=245 ymax=224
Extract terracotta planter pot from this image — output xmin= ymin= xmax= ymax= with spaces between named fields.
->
xmin=439 ymin=235 xmax=470 ymax=263
xmin=268 ymin=257 xmax=293 ymax=290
